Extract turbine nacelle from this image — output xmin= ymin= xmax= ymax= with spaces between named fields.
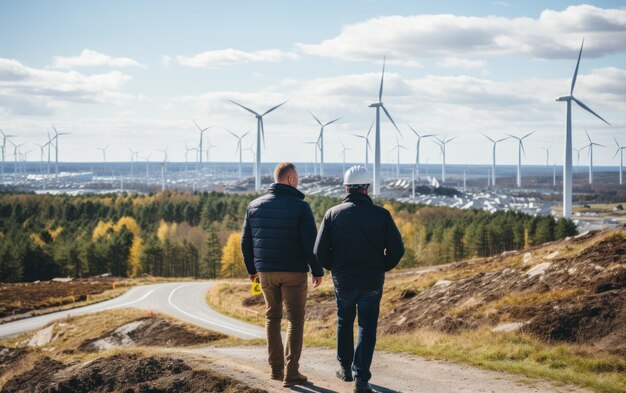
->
xmin=556 ymin=95 xmax=572 ymax=102
xmin=369 ymin=103 xmax=382 ymax=108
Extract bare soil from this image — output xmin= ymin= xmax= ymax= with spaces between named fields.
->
xmin=0 ymin=346 xmax=28 ymax=375
xmin=0 ymin=279 xmax=118 ymax=317
xmin=0 ymin=353 xmax=267 ymax=393
xmin=77 ymin=316 xmax=226 ymax=352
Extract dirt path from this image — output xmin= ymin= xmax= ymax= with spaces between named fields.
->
xmin=179 ymin=346 xmax=592 ymax=393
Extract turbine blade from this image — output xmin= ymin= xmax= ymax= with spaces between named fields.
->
xmin=225 ymin=129 xmax=238 ymax=138
xmin=242 ymin=130 xmax=251 ymax=139
xmin=352 ymin=134 xmax=365 ymax=139
xmin=522 ymin=130 xmax=535 ymax=140
xmin=614 ymin=148 xmax=620 ymax=159
xmin=408 ymin=124 xmax=418 ymax=137
xmin=378 ymin=57 xmax=386 ymax=102
xmin=381 ymin=105 xmax=402 ymax=136
xmin=229 ymin=99 xmax=260 ymax=116
xmin=260 ymin=119 xmax=266 ymax=149
xmin=614 ymin=136 xmax=620 ymax=147
xmin=481 ymin=133 xmax=495 ymax=143
xmin=585 ymin=128 xmax=591 ymax=142
xmin=521 ymin=141 xmax=527 ymax=159
xmin=572 ymin=97 xmax=611 ymax=126
xmin=192 ymin=119 xmax=203 ymax=132
xmin=367 ymin=120 xmax=374 ymax=137
xmin=262 ymin=101 xmax=287 ymax=117
xmin=324 ymin=117 xmax=341 ymax=127
xmin=570 ymin=38 xmax=584 ymax=95
xmin=309 ymin=111 xmax=323 ymax=126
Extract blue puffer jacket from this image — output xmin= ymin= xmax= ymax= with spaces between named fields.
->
xmin=241 ymin=183 xmax=324 ymax=277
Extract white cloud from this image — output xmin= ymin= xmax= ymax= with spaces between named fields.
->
xmin=297 ymin=5 xmax=626 ymax=61
xmin=438 ymin=57 xmax=487 ymax=69
xmin=0 ymin=57 xmax=137 ymax=116
xmin=51 ymin=49 xmax=144 ymax=69
xmin=172 ymin=48 xmax=299 ymax=68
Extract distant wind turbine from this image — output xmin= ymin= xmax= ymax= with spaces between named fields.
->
xmin=614 ymin=137 xmax=626 ymax=185
xmin=370 ymin=58 xmax=401 ymax=195
xmin=391 ymin=137 xmax=407 ymax=179
xmin=352 ymin=121 xmax=374 ymax=170
xmin=51 ymin=125 xmax=70 ymax=178
xmin=0 ymin=129 xmax=16 ymax=178
xmin=340 ymin=141 xmax=352 ymax=174
xmin=193 ymin=120 xmax=211 ymax=170
xmin=229 ymin=99 xmax=287 ymax=192
xmin=97 ymin=146 xmax=109 ymax=163
xmin=541 ymin=146 xmax=551 ymax=167
xmin=303 ymin=141 xmax=319 ymax=176
xmin=310 ymin=111 xmax=341 ymax=177
xmin=482 ymin=134 xmax=508 ymax=187
xmin=582 ymin=129 xmax=604 ymax=185
xmin=408 ymin=125 xmax=435 ymax=184
xmin=505 ymin=131 xmax=535 ymax=188
xmin=226 ymin=129 xmax=251 ymax=180
xmin=434 ymin=136 xmax=456 ymax=183
xmin=556 ymin=38 xmax=610 ymax=218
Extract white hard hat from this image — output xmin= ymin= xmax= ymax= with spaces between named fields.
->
xmin=343 ymin=165 xmax=371 ymax=186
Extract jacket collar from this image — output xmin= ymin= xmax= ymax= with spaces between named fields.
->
xmin=343 ymin=192 xmax=373 ymax=205
xmin=268 ymin=183 xmax=305 ymax=200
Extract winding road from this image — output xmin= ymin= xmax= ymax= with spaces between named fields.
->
xmin=0 ymin=281 xmax=264 ymax=340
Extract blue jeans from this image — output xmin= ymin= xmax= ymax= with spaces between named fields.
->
xmin=334 ymin=286 xmax=383 ymax=388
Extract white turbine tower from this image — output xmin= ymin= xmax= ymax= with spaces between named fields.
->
xmin=303 ymin=141 xmax=319 ymax=176
xmin=408 ymin=125 xmax=435 ymax=184
xmin=482 ymin=134 xmax=508 ymax=187
xmin=352 ymin=121 xmax=374 ymax=170
xmin=541 ymin=146 xmax=551 ymax=167
xmin=193 ymin=120 xmax=211 ymax=171
xmin=1 ymin=129 xmax=16 ymax=178
xmin=51 ymin=125 xmax=69 ymax=178
xmin=184 ymin=144 xmax=196 ymax=173
xmin=582 ymin=129 xmax=604 ymax=185
xmin=340 ymin=142 xmax=352 ymax=174
xmin=157 ymin=147 xmax=169 ymax=174
xmin=369 ymin=58 xmax=401 ymax=196
xmin=556 ymin=38 xmax=610 ymax=218
xmin=505 ymin=131 xmax=535 ymax=188
xmin=229 ymin=100 xmax=287 ymax=192
xmin=226 ymin=129 xmax=250 ymax=180
xmin=434 ymin=136 xmax=456 ymax=183
xmin=128 ymin=148 xmax=139 ymax=177
xmin=614 ymin=137 xmax=626 ymax=185
xmin=310 ymin=112 xmax=341 ymax=177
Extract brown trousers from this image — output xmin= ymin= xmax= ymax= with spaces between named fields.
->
xmin=258 ymin=271 xmax=307 ymax=375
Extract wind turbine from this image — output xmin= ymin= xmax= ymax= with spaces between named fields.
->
xmin=352 ymin=121 xmax=374 ymax=170
xmin=556 ymin=38 xmax=610 ymax=218
xmin=482 ymin=134 xmax=508 ymax=187
xmin=142 ymin=153 xmax=151 ymax=180
xmin=614 ymin=137 xmax=626 ymax=185
xmin=128 ymin=148 xmax=139 ymax=177
xmin=97 ymin=146 xmax=109 ymax=163
xmin=582 ymin=129 xmax=604 ymax=185
xmin=408 ymin=125 xmax=435 ymax=184
xmin=157 ymin=146 xmax=169 ymax=173
xmin=193 ymin=120 xmax=211 ymax=171
xmin=434 ymin=136 xmax=456 ymax=183
xmin=303 ymin=141 xmax=319 ymax=176
xmin=206 ymin=138 xmax=217 ymax=164
xmin=229 ymin=99 xmax=287 ymax=192
xmin=505 ymin=131 xmax=534 ymax=188
xmin=0 ymin=129 xmax=16 ymax=178
xmin=541 ymin=146 xmax=551 ymax=167
xmin=184 ymin=144 xmax=196 ymax=173
xmin=309 ymin=111 xmax=341 ymax=177
xmin=8 ymin=140 xmax=23 ymax=180
xmin=369 ymin=58 xmax=401 ymax=195
xmin=51 ymin=125 xmax=69 ymax=178
xmin=391 ymin=137 xmax=407 ymax=179
xmin=340 ymin=142 xmax=352 ymax=174
xmin=226 ymin=129 xmax=251 ymax=180
xmin=573 ymin=146 xmax=584 ymax=173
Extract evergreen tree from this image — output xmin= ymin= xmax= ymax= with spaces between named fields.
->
xmin=201 ymin=226 xmax=222 ymax=278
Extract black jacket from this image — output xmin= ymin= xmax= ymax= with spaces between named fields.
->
xmin=313 ymin=192 xmax=404 ymax=289
xmin=241 ymin=183 xmax=324 ymax=277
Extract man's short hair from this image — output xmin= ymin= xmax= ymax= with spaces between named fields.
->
xmin=274 ymin=162 xmax=297 ymax=182
xmin=346 ymin=184 xmax=369 ymax=194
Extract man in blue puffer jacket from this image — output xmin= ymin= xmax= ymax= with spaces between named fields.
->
xmin=241 ymin=162 xmax=324 ymax=387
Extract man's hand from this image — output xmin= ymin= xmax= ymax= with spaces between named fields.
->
xmin=311 ymin=276 xmax=323 ymax=288
xmin=249 ymin=274 xmax=258 ymax=282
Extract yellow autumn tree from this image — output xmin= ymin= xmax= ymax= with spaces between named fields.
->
xmin=92 ymin=220 xmax=113 ymax=240
xmin=220 ymin=232 xmax=247 ymax=278
xmin=115 ymin=217 xmax=143 ymax=277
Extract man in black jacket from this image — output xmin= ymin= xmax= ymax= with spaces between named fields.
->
xmin=314 ymin=165 xmax=404 ymax=393
xmin=241 ymin=162 xmax=324 ymax=387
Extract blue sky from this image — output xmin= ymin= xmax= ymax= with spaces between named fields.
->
xmin=0 ymin=1 xmax=625 ymax=166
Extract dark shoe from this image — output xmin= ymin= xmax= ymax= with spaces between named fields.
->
xmin=270 ymin=371 xmax=284 ymax=381
xmin=336 ymin=367 xmax=353 ymax=382
xmin=283 ymin=372 xmax=308 ymax=387
xmin=353 ymin=384 xmax=375 ymax=393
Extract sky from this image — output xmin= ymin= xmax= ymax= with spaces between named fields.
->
xmin=0 ymin=0 xmax=625 ymax=167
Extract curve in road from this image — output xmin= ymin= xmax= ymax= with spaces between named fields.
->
xmin=0 ymin=281 xmax=264 ymax=340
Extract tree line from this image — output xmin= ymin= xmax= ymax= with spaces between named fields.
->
xmin=0 ymin=191 xmax=576 ymax=282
